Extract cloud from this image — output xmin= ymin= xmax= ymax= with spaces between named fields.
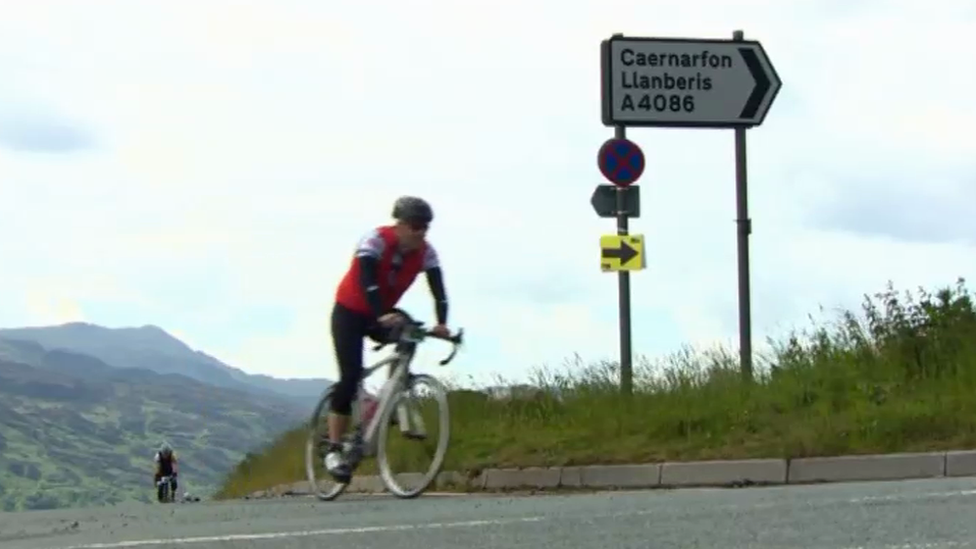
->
xmin=802 ymin=168 xmax=976 ymax=245
xmin=0 ymin=114 xmax=94 ymax=153
xmin=0 ymin=0 xmax=974 ymax=386
xmin=0 ymin=92 xmax=95 ymax=154
xmin=22 ymin=291 xmax=87 ymax=326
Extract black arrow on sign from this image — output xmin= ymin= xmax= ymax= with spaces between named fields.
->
xmin=602 ymin=240 xmax=638 ymax=266
xmin=738 ymin=47 xmax=770 ymax=120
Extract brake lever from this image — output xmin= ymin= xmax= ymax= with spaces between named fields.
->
xmin=438 ymin=328 xmax=464 ymax=366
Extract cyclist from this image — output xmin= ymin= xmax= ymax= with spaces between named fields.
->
xmin=153 ymin=442 xmax=179 ymax=500
xmin=323 ymin=195 xmax=452 ymax=483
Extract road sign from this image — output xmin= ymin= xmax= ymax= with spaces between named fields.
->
xmin=600 ymin=36 xmax=782 ymax=128
xmin=591 ymin=184 xmax=640 ymax=218
xmin=597 ymin=138 xmax=645 ymax=187
xmin=600 ymin=234 xmax=646 ymax=272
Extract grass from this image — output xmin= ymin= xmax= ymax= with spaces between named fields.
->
xmin=214 ymin=278 xmax=976 ymax=499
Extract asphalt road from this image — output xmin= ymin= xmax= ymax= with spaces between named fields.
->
xmin=3 ymin=477 xmax=976 ymax=549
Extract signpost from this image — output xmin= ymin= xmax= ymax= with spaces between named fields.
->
xmin=594 ymin=135 xmax=646 ymax=395
xmin=600 ymin=34 xmax=780 ymax=128
xmin=597 ymin=138 xmax=645 ymax=187
xmin=591 ymin=184 xmax=640 ymax=219
xmin=600 ymin=235 xmax=645 ymax=272
xmin=595 ymin=29 xmax=781 ymax=384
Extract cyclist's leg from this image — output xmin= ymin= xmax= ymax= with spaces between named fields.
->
xmin=325 ymin=302 xmax=370 ymax=481
xmin=365 ymin=322 xmax=398 ymax=379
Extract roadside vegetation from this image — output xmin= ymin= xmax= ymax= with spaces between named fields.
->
xmin=216 ymin=278 xmax=976 ymax=499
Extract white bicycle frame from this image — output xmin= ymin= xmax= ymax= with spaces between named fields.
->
xmin=352 ymin=326 xmax=427 ymax=456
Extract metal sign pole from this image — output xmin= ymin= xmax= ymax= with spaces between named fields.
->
xmin=732 ymin=29 xmax=753 ymax=381
xmin=614 ymin=124 xmax=634 ymax=395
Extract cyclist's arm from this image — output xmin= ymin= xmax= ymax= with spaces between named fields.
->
xmin=172 ymin=454 xmax=179 ymax=474
xmin=423 ymin=246 xmax=448 ymax=325
xmin=355 ymin=231 xmax=386 ymax=319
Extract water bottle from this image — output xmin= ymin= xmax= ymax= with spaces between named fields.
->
xmin=361 ymin=393 xmax=379 ymax=426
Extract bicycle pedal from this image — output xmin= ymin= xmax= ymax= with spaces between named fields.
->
xmin=402 ymin=432 xmax=427 ymax=441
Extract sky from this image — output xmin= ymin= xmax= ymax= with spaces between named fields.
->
xmin=1 ymin=0 xmax=974 ymax=389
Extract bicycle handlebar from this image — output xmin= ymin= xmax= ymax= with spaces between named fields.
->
xmin=369 ymin=310 xmax=465 ymax=366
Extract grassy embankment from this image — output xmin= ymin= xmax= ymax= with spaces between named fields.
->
xmin=216 ymin=279 xmax=976 ymax=499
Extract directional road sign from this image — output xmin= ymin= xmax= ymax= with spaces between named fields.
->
xmin=597 ymin=137 xmax=645 ymax=187
xmin=601 ymin=36 xmax=782 ymax=128
xmin=591 ymin=184 xmax=640 ymax=219
xmin=600 ymin=234 xmax=646 ymax=272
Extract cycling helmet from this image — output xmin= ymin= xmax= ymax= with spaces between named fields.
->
xmin=159 ymin=441 xmax=173 ymax=455
xmin=392 ymin=196 xmax=433 ymax=224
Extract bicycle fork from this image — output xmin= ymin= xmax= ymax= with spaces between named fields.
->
xmin=396 ymin=389 xmax=427 ymax=441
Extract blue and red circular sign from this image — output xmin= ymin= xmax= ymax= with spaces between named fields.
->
xmin=597 ymin=138 xmax=645 ymax=187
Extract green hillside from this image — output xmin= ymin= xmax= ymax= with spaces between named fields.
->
xmin=0 ymin=340 xmax=308 ymax=511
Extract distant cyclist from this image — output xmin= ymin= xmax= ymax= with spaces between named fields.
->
xmin=323 ymin=196 xmax=453 ymax=483
xmin=153 ymin=442 xmax=179 ymax=499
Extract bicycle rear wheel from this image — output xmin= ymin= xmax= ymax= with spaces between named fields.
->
xmin=304 ymin=386 xmax=349 ymax=501
xmin=376 ymin=374 xmax=451 ymax=499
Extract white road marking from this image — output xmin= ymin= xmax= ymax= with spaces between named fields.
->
xmin=847 ymin=489 xmax=976 ymax=504
xmin=51 ymin=516 xmax=544 ymax=549
xmin=841 ymin=541 xmax=973 ymax=549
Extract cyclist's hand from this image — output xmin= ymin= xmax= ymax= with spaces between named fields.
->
xmin=431 ymin=324 xmax=451 ymax=338
xmin=378 ymin=312 xmax=404 ymax=327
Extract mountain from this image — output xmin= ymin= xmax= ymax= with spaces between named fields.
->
xmin=0 ymin=323 xmax=334 ymax=511
xmin=0 ymin=323 xmax=331 ymax=408
xmin=0 ymin=340 xmax=308 ymax=512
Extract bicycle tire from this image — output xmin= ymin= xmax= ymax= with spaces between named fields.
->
xmin=376 ymin=374 xmax=451 ymax=499
xmin=304 ymin=385 xmax=349 ymax=501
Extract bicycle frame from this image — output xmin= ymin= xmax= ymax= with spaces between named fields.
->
xmin=353 ymin=325 xmax=424 ymax=455
xmin=350 ymin=316 xmax=461 ymax=457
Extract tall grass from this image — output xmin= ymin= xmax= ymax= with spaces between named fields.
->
xmin=215 ymin=278 xmax=976 ymax=499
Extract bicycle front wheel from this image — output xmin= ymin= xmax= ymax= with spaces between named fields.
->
xmin=376 ymin=374 xmax=451 ymax=499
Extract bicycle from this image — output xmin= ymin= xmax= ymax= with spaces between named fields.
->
xmin=304 ymin=309 xmax=464 ymax=500
xmin=156 ymin=476 xmax=175 ymax=503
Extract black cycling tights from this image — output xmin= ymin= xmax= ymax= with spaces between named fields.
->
xmin=329 ymin=303 xmax=395 ymax=416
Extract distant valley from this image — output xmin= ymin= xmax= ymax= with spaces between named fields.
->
xmin=0 ymin=323 xmax=332 ymax=511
